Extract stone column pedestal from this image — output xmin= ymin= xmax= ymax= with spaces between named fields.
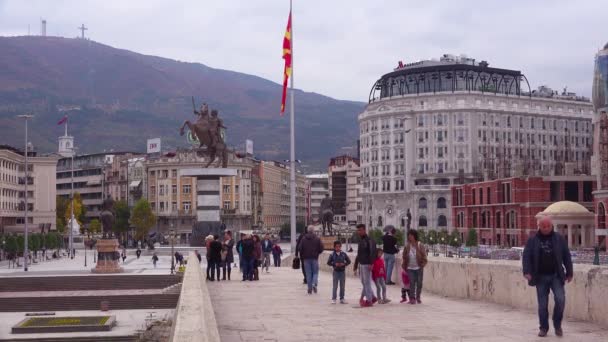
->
xmin=92 ymin=239 xmax=124 ymax=273
xmin=180 ymin=168 xmax=237 ymax=246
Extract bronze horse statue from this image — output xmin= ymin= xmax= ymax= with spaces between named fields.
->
xmin=320 ymin=210 xmax=334 ymax=236
xmin=179 ymin=106 xmax=229 ymax=168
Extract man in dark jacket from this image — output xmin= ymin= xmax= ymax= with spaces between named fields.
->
xmin=241 ymin=235 xmax=255 ymax=281
xmin=261 ymin=234 xmax=273 ymax=273
xmin=208 ymin=235 xmax=223 ymax=281
xmin=523 ymin=216 xmax=573 ymax=338
xmin=382 ymin=227 xmax=399 ymax=285
xmin=297 ymin=226 xmax=324 ymax=294
xmin=296 ymin=232 xmax=307 ymax=284
xmin=353 ymin=224 xmax=376 ymax=307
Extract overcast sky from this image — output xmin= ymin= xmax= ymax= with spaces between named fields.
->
xmin=0 ymin=0 xmax=606 ymax=101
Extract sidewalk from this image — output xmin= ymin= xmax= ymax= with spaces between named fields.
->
xmin=208 ymin=266 xmax=608 ymax=342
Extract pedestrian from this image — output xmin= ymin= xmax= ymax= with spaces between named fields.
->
xmin=402 ymin=229 xmax=428 ymax=305
xmin=209 ymin=235 xmax=223 ymax=281
xmin=523 ymin=216 xmax=573 ymax=338
xmin=222 ymin=230 xmax=234 ymax=280
xmin=252 ymin=235 xmax=263 ymax=281
xmin=121 ymin=249 xmax=127 ymax=263
xmin=241 ymin=235 xmax=255 ymax=281
xmin=382 ymin=227 xmax=399 ymax=285
xmin=353 ymin=224 xmax=376 ymax=307
xmin=400 ymin=270 xmax=411 ymax=303
xmin=261 ymin=234 xmax=273 ymax=273
xmin=174 ymin=251 xmax=180 ymax=268
xmin=372 ymin=248 xmax=390 ymax=304
xmin=152 ymin=253 xmax=159 ymax=268
xmin=136 ymin=248 xmax=141 ymax=259
xmin=327 ymin=240 xmax=351 ymax=304
xmin=272 ymin=243 xmax=283 ymax=267
xmin=195 ymin=250 xmax=202 ymax=263
xmin=296 ymin=232 xmax=307 ymax=284
xmin=205 ymin=235 xmax=214 ymax=280
xmin=236 ymin=233 xmax=245 ymax=273
xmin=297 ymin=226 xmax=324 ymax=295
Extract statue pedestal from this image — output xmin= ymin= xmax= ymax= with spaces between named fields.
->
xmin=180 ymin=168 xmax=237 ymax=246
xmin=320 ymin=236 xmax=338 ymax=251
xmin=92 ymin=239 xmax=124 ymax=274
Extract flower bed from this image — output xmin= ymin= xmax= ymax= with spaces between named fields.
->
xmin=12 ymin=315 xmax=115 ymax=334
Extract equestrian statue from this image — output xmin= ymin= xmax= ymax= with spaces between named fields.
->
xmin=319 ymin=194 xmax=335 ymax=236
xmin=179 ymin=99 xmax=229 ymax=168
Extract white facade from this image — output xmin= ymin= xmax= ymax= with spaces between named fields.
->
xmin=328 ymin=156 xmax=363 ymax=226
xmin=360 ymin=80 xmax=593 ymax=232
xmin=306 ymin=174 xmax=328 ymax=224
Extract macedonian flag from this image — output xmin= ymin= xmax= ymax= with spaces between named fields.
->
xmin=280 ymin=11 xmax=292 ymax=115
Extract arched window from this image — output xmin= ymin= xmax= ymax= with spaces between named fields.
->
xmin=418 ymin=215 xmax=428 ymax=227
xmin=419 ymin=197 xmax=427 ymax=209
xmin=438 ymin=215 xmax=447 ymax=227
xmin=472 ymin=212 xmax=478 ymax=228
xmin=495 ymin=212 xmax=501 ymax=228
xmin=598 ymin=203 xmax=606 ymax=229
xmin=437 ymin=197 xmax=447 ymax=209
xmin=481 ymin=211 xmax=487 ymax=227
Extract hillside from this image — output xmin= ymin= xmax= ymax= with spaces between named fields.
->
xmin=0 ymin=36 xmax=364 ymax=171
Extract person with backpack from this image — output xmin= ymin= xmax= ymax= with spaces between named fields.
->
xmin=327 ymin=240 xmax=351 ymax=304
xmin=353 ymin=224 xmax=376 ymax=307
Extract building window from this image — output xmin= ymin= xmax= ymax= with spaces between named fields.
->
xmin=172 ymin=185 xmax=177 ymax=194
xmin=182 ymin=184 xmax=191 ymax=194
xmin=486 ymin=187 xmax=491 ymax=204
xmin=160 ymin=202 xmax=165 ymax=211
xmin=183 ymin=202 xmax=191 ymax=212
xmin=418 ymin=215 xmax=427 ymax=227
xmin=172 ymin=202 xmax=177 ymax=211
xmin=223 ymin=201 xmax=231 ymax=210
xmin=438 ymin=215 xmax=447 ymax=227
xmin=419 ymin=197 xmax=427 ymax=209
xmin=171 ymin=170 xmax=177 ymax=178
xmin=496 ymin=212 xmax=501 ymax=228
xmin=437 ymin=197 xmax=446 ymax=209
xmin=223 ymin=185 xmax=231 ymax=193
xmin=472 ymin=212 xmax=478 ymax=228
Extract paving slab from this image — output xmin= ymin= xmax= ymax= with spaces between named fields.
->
xmin=208 ymin=266 xmax=608 ymax=342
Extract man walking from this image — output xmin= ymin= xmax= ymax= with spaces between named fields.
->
xmin=353 ymin=224 xmax=376 ymax=307
xmin=382 ymin=226 xmax=399 ymax=285
xmin=523 ymin=216 xmax=573 ymax=338
xmin=297 ymin=226 xmax=324 ymax=294
xmin=241 ymin=235 xmax=255 ymax=281
xmin=261 ymin=234 xmax=273 ymax=273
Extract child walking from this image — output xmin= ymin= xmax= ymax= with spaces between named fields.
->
xmin=372 ymin=249 xmax=390 ymax=304
xmin=400 ymin=270 xmax=411 ymax=303
xmin=327 ymin=241 xmax=351 ymax=304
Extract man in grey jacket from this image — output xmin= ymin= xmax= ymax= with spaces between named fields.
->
xmin=297 ymin=226 xmax=324 ymax=294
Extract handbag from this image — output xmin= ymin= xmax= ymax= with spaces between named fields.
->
xmin=292 ymin=256 xmax=301 ymax=269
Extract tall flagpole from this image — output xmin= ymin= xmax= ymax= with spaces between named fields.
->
xmin=289 ymin=0 xmax=297 ymax=255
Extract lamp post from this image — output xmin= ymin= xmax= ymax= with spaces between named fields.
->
xmin=441 ymin=237 xmax=446 ymax=257
xmin=68 ymin=146 xmax=78 ymax=259
xmin=170 ymin=229 xmax=175 ymax=275
xmin=17 ymin=114 xmax=33 ymax=271
xmin=84 ymin=228 xmax=88 ymax=267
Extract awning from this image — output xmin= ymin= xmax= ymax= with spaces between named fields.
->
xmin=130 ymin=180 xmax=142 ymax=188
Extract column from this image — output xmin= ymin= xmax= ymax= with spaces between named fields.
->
xmin=581 ymin=224 xmax=587 ymax=248
xmin=567 ymin=224 xmax=573 ymax=247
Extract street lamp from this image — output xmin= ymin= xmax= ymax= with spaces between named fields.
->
xmin=170 ymin=229 xmax=175 ymax=275
xmin=17 ymin=114 xmax=33 ymax=272
xmin=69 ymin=146 xmax=78 ymax=259
xmin=84 ymin=228 xmax=88 ymax=267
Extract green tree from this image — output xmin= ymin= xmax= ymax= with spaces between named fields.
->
xmin=89 ymin=219 xmax=102 ymax=236
xmin=395 ymin=229 xmax=405 ymax=246
xmin=449 ymin=230 xmax=462 ymax=247
xmin=280 ymin=221 xmax=306 ymax=237
xmin=417 ymin=229 xmax=427 ymax=244
xmin=438 ymin=229 xmax=449 ymax=245
xmin=65 ymin=192 xmax=85 ymax=225
xmin=427 ymin=230 xmax=438 ymax=245
xmin=5 ymin=235 xmax=17 ymax=256
xmin=113 ymin=200 xmax=130 ymax=240
xmin=56 ymin=196 xmax=68 ymax=232
xmin=131 ymin=199 xmax=156 ymax=241
xmin=30 ymin=233 xmax=41 ymax=259
xmin=369 ymin=229 xmax=384 ymax=245
xmin=466 ymin=228 xmax=479 ymax=247
xmin=16 ymin=235 xmax=24 ymax=256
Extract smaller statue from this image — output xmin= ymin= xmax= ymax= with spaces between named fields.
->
xmin=100 ymin=195 xmax=115 ymax=239
xmin=319 ymin=194 xmax=334 ymax=236
xmin=406 ymin=208 xmax=412 ymax=230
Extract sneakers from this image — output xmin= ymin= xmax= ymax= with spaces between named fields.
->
xmin=340 ymin=299 xmax=347 ymax=304
xmin=555 ymin=328 xmax=563 ymax=337
xmin=307 ymin=289 xmax=312 ymax=295
xmin=371 ymin=297 xmax=378 ymax=304
xmin=384 ymin=299 xmax=392 ymax=304
xmin=538 ymin=329 xmax=548 ymax=337
xmin=416 ymin=298 xmax=422 ymax=304
xmin=409 ymin=299 xmax=416 ymax=305
xmin=313 ymin=286 xmax=317 ymax=294
xmin=359 ymin=298 xmax=365 ymax=307
xmin=361 ymin=300 xmax=373 ymax=308
xmin=400 ymin=298 xmax=408 ymax=303
xmin=331 ymin=299 xmax=337 ymax=304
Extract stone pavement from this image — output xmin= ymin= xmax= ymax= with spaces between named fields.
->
xmin=208 ymin=266 xmax=608 ymax=342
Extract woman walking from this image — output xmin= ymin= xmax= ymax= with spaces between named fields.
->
xmin=402 ymin=229 xmax=427 ymax=304
xmin=222 ymin=230 xmax=235 ymax=280
xmin=252 ymin=235 xmax=263 ymax=281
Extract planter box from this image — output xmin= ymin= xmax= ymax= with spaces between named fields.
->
xmin=12 ymin=315 xmax=116 ymax=334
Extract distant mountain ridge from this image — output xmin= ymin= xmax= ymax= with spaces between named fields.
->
xmin=0 ymin=36 xmax=364 ymax=171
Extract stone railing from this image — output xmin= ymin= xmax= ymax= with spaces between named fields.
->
xmin=310 ymin=251 xmax=608 ymax=327
xmin=170 ymin=252 xmax=220 ymax=342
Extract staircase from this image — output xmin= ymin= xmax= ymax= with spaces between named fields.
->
xmin=0 ymin=294 xmax=179 ymax=312
xmin=0 ymin=275 xmax=180 ymax=292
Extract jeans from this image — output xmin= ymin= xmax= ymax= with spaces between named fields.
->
xmin=359 ymin=264 xmax=374 ymax=301
xmin=384 ymin=253 xmax=396 ymax=283
xmin=263 ymin=252 xmax=271 ymax=271
xmin=303 ymin=258 xmax=319 ymax=292
xmin=536 ymin=274 xmax=566 ymax=331
xmin=375 ymin=277 xmax=387 ymax=300
xmin=242 ymin=257 xmax=254 ymax=281
xmin=208 ymin=260 xmax=220 ymax=280
xmin=332 ymin=271 xmax=346 ymax=300
xmin=222 ymin=261 xmax=231 ymax=279
xmin=273 ymin=254 xmax=281 ymax=267
xmin=408 ymin=268 xmax=423 ymax=300
xmin=239 ymin=253 xmax=244 ymax=273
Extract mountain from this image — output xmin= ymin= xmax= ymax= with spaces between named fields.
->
xmin=0 ymin=36 xmax=364 ymax=171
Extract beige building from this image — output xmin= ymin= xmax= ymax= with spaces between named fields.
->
xmin=0 ymin=145 xmax=58 ymax=234
xmin=104 ymin=154 xmax=146 ymax=207
xmin=256 ymin=161 xmax=307 ymax=230
xmin=328 ymin=155 xmax=363 ymax=226
xmin=305 ymin=174 xmax=329 ymax=225
xmin=145 ymin=149 xmax=254 ymax=240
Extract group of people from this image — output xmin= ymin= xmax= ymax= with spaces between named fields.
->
xmin=204 ymin=231 xmax=235 ymax=281
xmin=296 ymin=224 xmax=429 ymax=307
xmin=236 ymin=234 xmax=283 ymax=281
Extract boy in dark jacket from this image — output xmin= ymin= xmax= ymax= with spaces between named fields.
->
xmin=523 ymin=216 xmax=573 ymax=338
xmin=327 ymin=240 xmax=351 ymax=304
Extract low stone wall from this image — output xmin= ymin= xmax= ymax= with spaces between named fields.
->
xmin=312 ymin=251 xmax=608 ymax=327
xmin=170 ymin=252 xmax=220 ymax=342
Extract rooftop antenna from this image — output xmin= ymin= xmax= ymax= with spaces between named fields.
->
xmin=77 ymin=24 xmax=87 ymax=39
xmin=40 ymin=18 xmax=46 ymax=36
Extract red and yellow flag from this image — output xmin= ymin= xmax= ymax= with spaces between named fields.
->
xmin=280 ymin=11 xmax=292 ymax=115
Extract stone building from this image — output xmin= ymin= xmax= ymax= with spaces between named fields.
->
xmin=359 ymin=53 xmax=594 ymax=233
xmin=104 ymin=154 xmax=146 ymax=208
xmin=328 ymin=156 xmax=362 ymax=226
xmin=0 ymin=145 xmax=58 ymax=234
xmin=592 ymin=41 xmax=608 ymax=249
xmin=305 ymin=173 xmax=328 ymax=225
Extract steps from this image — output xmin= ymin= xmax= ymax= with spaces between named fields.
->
xmin=0 ymin=294 xmax=180 ymax=312
xmin=0 ymin=275 xmax=180 ymax=292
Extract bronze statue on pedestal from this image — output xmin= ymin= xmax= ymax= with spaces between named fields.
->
xmin=319 ymin=194 xmax=334 ymax=236
xmin=100 ymin=195 xmax=115 ymax=239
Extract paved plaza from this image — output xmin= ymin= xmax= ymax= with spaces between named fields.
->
xmin=208 ymin=266 xmax=608 ymax=342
